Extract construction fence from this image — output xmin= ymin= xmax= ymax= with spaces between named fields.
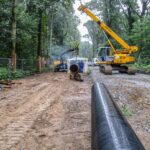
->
xmin=0 ymin=58 xmax=37 ymax=72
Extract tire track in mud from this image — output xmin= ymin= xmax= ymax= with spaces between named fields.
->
xmin=10 ymin=79 xmax=91 ymax=150
xmin=0 ymin=82 xmax=62 ymax=150
xmin=0 ymin=82 xmax=46 ymax=107
xmin=0 ymin=83 xmax=49 ymax=130
xmin=47 ymin=84 xmax=91 ymax=150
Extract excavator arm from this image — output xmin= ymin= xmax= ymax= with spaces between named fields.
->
xmin=78 ymin=4 xmax=138 ymax=54
xmin=60 ymin=47 xmax=78 ymax=61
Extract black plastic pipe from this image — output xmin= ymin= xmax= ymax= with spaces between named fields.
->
xmin=70 ymin=64 xmax=79 ymax=73
xmin=92 ymin=82 xmax=145 ymax=150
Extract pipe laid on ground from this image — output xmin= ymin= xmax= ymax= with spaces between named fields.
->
xmin=92 ymin=82 xmax=145 ymax=150
xmin=70 ymin=64 xmax=79 ymax=73
xmin=69 ymin=64 xmax=83 ymax=81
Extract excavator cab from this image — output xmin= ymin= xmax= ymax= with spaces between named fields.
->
xmin=98 ymin=47 xmax=114 ymax=62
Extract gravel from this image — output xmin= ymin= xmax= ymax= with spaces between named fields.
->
xmin=91 ymin=66 xmax=150 ymax=149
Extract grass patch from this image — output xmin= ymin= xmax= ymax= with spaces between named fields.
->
xmin=86 ymin=69 xmax=92 ymax=75
xmin=121 ymin=105 xmax=134 ymax=117
xmin=0 ymin=67 xmax=29 ymax=80
xmin=11 ymin=70 xmax=25 ymax=79
xmin=133 ymin=63 xmax=150 ymax=73
xmin=0 ymin=67 xmax=52 ymax=80
xmin=0 ymin=68 xmax=11 ymax=80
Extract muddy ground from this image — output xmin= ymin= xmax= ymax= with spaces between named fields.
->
xmin=0 ymin=67 xmax=150 ymax=150
xmin=0 ymin=73 xmax=91 ymax=150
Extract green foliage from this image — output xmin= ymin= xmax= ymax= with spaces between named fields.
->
xmin=84 ymin=0 xmax=150 ymax=68
xmin=134 ymin=63 xmax=150 ymax=73
xmin=0 ymin=68 xmax=10 ymax=80
xmin=0 ymin=0 xmax=149 ymax=75
xmin=132 ymin=15 xmax=150 ymax=57
xmin=0 ymin=0 xmax=79 ymax=59
xmin=84 ymin=21 xmax=102 ymax=52
xmin=11 ymin=70 xmax=25 ymax=79
xmin=80 ymin=41 xmax=93 ymax=60
xmin=121 ymin=105 xmax=134 ymax=117
xmin=86 ymin=69 xmax=92 ymax=75
xmin=85 ymin=0 xmax=129 ymax=52
xmin=0 ymin=68 xmax=25 ymax=80
xmin=142 ymin=65 xmax=150 ymax=73
xmin=0 ymin=66 xmax=38 ymax=80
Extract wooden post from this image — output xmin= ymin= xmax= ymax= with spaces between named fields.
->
xmin=37 ymin=56 xmax=42 ymax=73
xmin=11 ymin=52 xmax=16 ymax=71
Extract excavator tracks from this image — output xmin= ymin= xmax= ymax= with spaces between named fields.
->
xmin=127 ymin=67 xmax=136 ymax=75
xmin=100 ymin=65 xmax=112 ymax=75
xmin=100 ymin=65 xmax=136 ymax=75
xmin=118 ymin=66 xmax=136 ymax=75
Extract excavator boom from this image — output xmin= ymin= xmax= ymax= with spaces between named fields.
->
xmin=78 ymin=4 xmax=138 ymax=75
xmin=78 ymin=5 xmax=138 ymax=54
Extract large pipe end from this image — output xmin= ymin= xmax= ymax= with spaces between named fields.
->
xmin=70 ymin=64 xmax=79 ymax=73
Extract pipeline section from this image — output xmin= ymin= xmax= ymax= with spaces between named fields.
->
xmin=70 ymin=64 xmax=79 ymax=73
xmin=92 ymin=82 xmax=145 ymax=150
xmin=69 ymin=63 xmax=83 ymax=81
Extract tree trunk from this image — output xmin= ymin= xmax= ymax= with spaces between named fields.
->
xmin=127 ymin=7 xmax=133 ymax=33
xmin=37 ymin=9 xmax=43 ymax=73
xmin=49 ymin=14 xmax=53 ymax=61
xmin=11 ymin=0 xmax=17 ymax=72
xmin=141 ymin=0 xmax=149 ymax=17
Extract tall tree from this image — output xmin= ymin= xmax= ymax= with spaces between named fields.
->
xmin=11 ymin=0 xmax=17 ymax=72
xmin=84 ymin=21 xmax=102 ymax=57
xmin=0 ymin=0 xmax=80 ymax=73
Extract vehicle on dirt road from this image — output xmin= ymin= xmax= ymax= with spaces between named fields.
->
xmin=54 ymin=47 xmax=78 ymax=72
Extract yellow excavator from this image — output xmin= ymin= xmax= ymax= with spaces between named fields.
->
xmin=78 ymin=4 xmax=138 ymax=75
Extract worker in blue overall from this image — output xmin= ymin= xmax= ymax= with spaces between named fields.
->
xmin=79 ymin=61 xmax=84 ymax=73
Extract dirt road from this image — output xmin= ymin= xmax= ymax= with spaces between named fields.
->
xmin=91 ymin=67 xmax=150 ymax=149
xmin=0 ymin=68 xmax=150 ymax=150
xmin=0 ymin=73 xmax=91 ymax=150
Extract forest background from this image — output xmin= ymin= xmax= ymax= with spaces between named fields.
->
xmin=0 ymin=0 xmax=150 ymax=79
